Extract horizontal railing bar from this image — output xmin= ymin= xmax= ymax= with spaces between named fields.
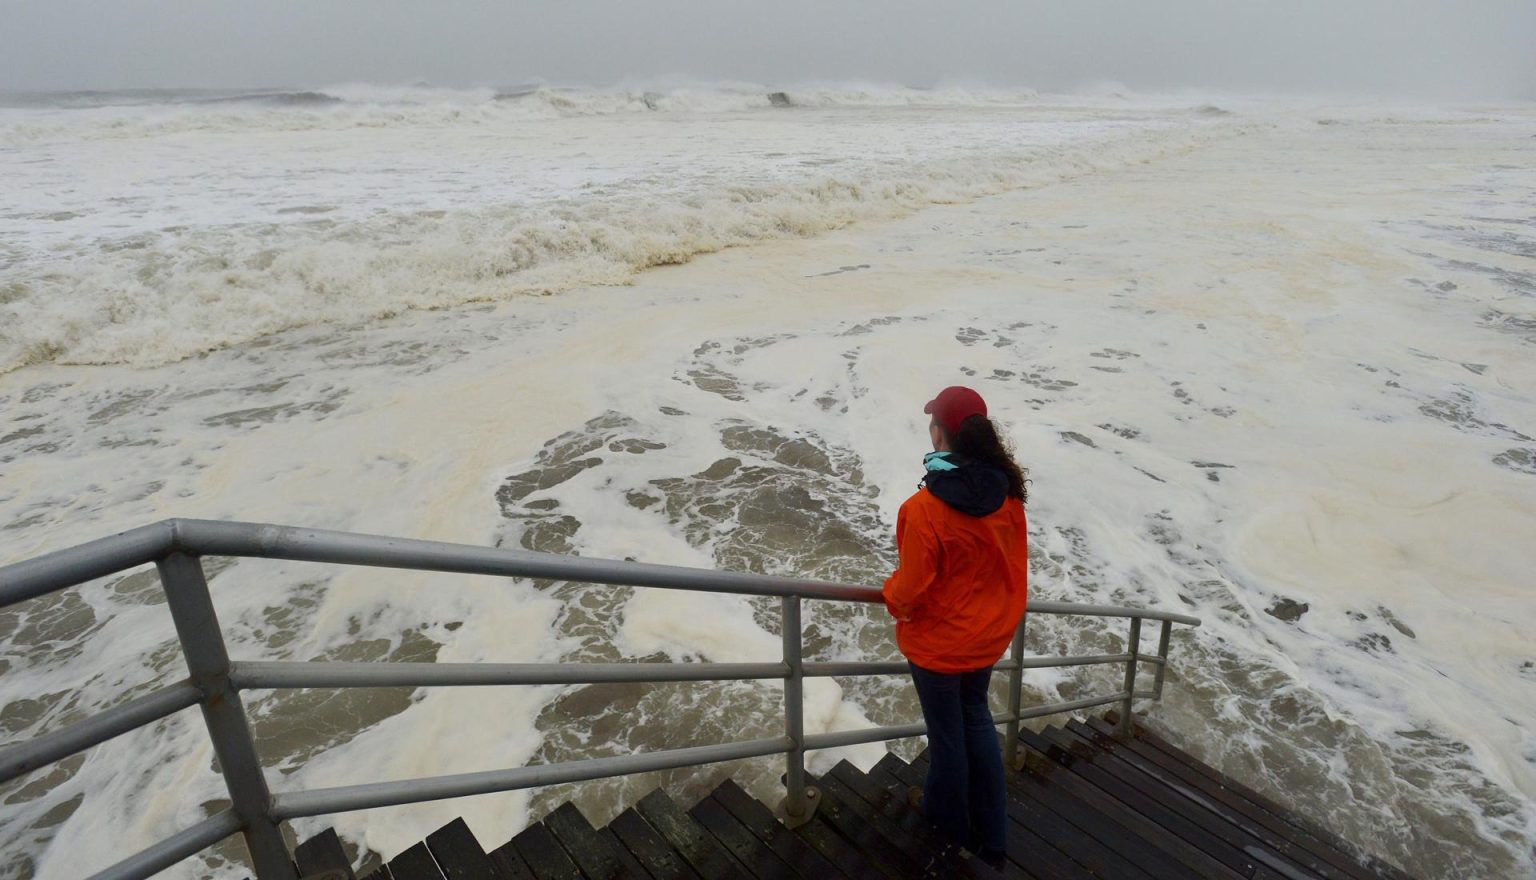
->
xmin=167 ymin=520 xmax=1204 ymax=625
xmin=272 ymin=735 xmax=793 ymax=819
xmin=1139 ymin=655 xmax=1167 ymax=666
xmin=1019 ymin=653 xmax=1131 ymax=669
xmin=2 ymin=519 xmax=1203 ymax=628
xmin=803 ymin=661 xmax=908 ymax=678
xmin=0 ymin=680 xmax=204 ymax=785
xmin=1017 ymin=692 xmax=1130 ymax=721
xmin=805 ymin=721 xmax=929 ymax=750
xmin=0 ymin=522 xmax=174 ymax=607
xmin=84 ymin=809 xmax=242 ymax=880
xmin=803 ymin=654 xmax=1144 ymax=678
xmin=231 ymin=660 xmax=790 ymax=689
xmin=805 ymin=693 xmax=1153 ymax=752
xmin=1026 ymin=600 xmax=1201 ymax=627
xmin=801 ymin=709 xmax=1026 ymax=751
xmin=172 ymin=519 xmax=880 ymax=604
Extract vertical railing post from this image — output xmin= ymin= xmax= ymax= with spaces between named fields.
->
xmin=1117 ymin=616 xmax=1142 ymax=737
xmin=157 ymin=552 xmax=296 ymax=880
xmin=1003 ymin=610 xmax=1028 ymax=769
xmin=778 ymin=595 xmax=818 ymax=825
xmin=1152 ymin=619 xmax=1172 ymax=700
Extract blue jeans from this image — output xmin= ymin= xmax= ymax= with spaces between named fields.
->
xmin=909 ymin=662 xmax=1007 ymax=853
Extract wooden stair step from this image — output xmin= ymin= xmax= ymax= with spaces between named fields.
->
xmin=424 ymin=818 xmax=504 ymax=880
xmin=1101 ymin=713 xmax=1412 ymax=880
xmin=505 ymin=822 xmax=581 ymax=880
xmin=916 ymin=744 xmax=1154 ymax=879
xmin=707 ymin=778 xmax=846 ymax=878
xmin=284 ymin=712 xmax=1417 ymax=880
xmin=687 ymin=787 xmax=802 ymax=879
xmin=1074 ymin=717 xmax=1368 ymax=880
xmin=542 ymin=801 xmax=642 ymax=880
xmin=790 ymin=776 xmax=907 ymax=879
xmin=1018 ymin=724 xmax=1258 ymax=877
xmin=886 ymin=743 xmax=1093 ymax=880
xmin=635 ymin=789 xmax=749 ymax=880
xmin=608 ymin=806 xmax=701 ymax=880
xmin=386 ymin=842 xmax=443 ymax=880
xmin=296 ymin=827 xmax=355 ymax=880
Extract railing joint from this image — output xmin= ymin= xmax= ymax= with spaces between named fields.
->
xmin=163 ymin=517 xmax=190 ymax=555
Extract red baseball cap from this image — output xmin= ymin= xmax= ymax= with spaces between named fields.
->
xmin=924 ymin=386 xmax=987 ymax=434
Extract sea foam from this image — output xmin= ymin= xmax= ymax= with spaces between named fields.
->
xmin=0 ymin=100 xmax=1243 ymax=374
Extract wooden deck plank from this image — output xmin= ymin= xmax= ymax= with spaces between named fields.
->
xmin=350 ymin=712 xmax=1417 ymax=880
xmin=1112 ymin=714 xmax=1412 ymax=880
xmin=1014 ymin=739 xmax=1245 ymax=880
xmin=1086 ymin=715 xmax=1383 ymax=877
xmin=1049 ymin=723 xmax=1306 ymax=865
xmin=542 ymin=802 xmax=644 ymax=880
xmin=883 ymin=744 xmax=1093 ymax=880
xmin=386 ymin=843 xmax=444 ymax=880
xmin=1007 ymin=758 xmax=1198 ymax=872
xmin=424 ymin=818 xmax=503 ymax=880
xmin=1079 ymin=717 xmax=1379 ymax=880
xmin=507 ymin=823 xmax=582 ymax=880
xmin=485 ymin=841 xmax=536 ymax=880
xmin=1021 ymin=725 xmax=1259 ymax=877
xmin=709 ymin=780 xmax=850 ymax=879
xmin=916 ymin=750 xmax=1160 ymax=880
xmin=842 ymin=758 xmax=1023 ymax=880
xmin=860 ymin=752 xmax=1038 ymax=872
xmin=688 ymin=792 xmax=802 ymax=880
xmin=791 ymin=782 xmax=907 ymax=880
xmin=818 ymin=763 xmax=977 ymax=878
xmin=1121 ymin=717 xmax=1379 ymax=855
xmin=296 ymin=827 xmax=356 ymax=880
xmin=609 ymin=807 xmax=701 ymax=880
xmin=1040 ymin=723 xmax=1282 ymax=870
xmin=600 ymin=827 xmax=655 ymax=879
xmin=1058 ymin=720 xmax=1352 ymax=880
xmin=635 ymin=789 xmax=750 ymax=880
xmin=1003 ymin=761 xmax=1176 ymax=880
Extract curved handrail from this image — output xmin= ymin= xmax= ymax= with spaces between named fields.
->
xmin=2 ymin=518 xmax=1202 ymax=626
xmin=0 ymin=518 xmax=1203 ymax=880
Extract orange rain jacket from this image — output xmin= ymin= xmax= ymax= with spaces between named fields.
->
xmin=882 ymin=487 xmax=1029 ymax=672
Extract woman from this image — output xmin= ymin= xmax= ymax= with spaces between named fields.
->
xmin=883 ymin=385 xmax=1029 ymax=862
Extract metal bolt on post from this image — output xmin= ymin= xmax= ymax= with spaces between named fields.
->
xmin=158 ymin=552 xmax=297 ymax=880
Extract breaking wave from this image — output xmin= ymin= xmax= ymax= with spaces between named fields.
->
xmin=0 ymin=83 xmax=1059 ymax=146
xmin=0 ymin=121 xmax=1247 ymax=374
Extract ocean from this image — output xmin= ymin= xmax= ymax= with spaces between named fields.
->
xmin=1 ymin=84 xmax=1533 ymax=879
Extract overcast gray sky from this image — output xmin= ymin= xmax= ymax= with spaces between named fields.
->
xmin=3 ymin=0 xmax=1533 ymax=98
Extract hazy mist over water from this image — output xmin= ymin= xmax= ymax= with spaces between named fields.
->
xmin=3 ymin=0 xmax=1534 ymax=98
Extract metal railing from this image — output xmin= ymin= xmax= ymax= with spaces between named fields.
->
xmin=0 ymin=519 xmax=1201 ymax=880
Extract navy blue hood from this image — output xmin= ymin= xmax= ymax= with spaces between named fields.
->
xmin=921 ymin=453 xmax=1010 ymax=517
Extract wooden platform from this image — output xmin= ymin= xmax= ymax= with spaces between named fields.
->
xmin=288 ymin=713 xmax=1414 ymax=880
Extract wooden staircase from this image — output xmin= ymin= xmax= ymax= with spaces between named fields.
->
xmin=289 ymin=713 xmax=1414 ymax=880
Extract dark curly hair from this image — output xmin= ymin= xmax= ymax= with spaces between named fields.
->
xmin=943 ymin=414 xmax=1029 ymax=503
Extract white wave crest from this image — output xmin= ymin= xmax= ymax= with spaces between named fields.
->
xmin=0 ymin=82 xmax=1054 ymax=147
xmin=0 ymin=122 xmax=1248 ymax=373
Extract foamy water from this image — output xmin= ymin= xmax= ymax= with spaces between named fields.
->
xmin=1 ymin=86 xmax=1533 ymax=879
